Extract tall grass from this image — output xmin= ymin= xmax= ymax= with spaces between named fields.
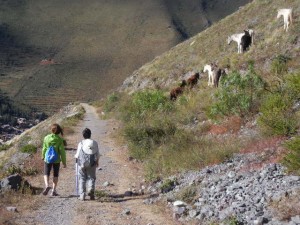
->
xmin=111 ymin=89 xmax=240 ymax=180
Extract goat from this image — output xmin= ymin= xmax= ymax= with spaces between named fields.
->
xmin=212 ymin=67 xmax=227 ymax=88
xmin=228 ymin=29 xmax=254 ymax=53
xmin=170 ymin=80 xmax=187 ymax=101
xmin=187 ymin=72 xmax=200 ymax=89
xmin=204 ymin=64 xmax=214 ymax=86
xmin=241 ymin=30 xmax=252 ymax=52
xmin=277 ymin=8 xmax=293 ymax=32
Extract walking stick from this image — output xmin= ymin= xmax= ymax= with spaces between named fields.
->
xmin=75 ymin=158 xmax=79 ymax=196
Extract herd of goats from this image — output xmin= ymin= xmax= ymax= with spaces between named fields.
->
xmin=169 ymin=8 xmax=294 ymax=101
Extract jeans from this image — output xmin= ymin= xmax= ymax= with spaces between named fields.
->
xmin=78 ymin=165 xmax=96 ymax=195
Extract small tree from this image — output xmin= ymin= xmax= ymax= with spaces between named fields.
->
xmin=258 ymin=72 xmax=300 ymax=136
xmin=209 ymin=62 xmax=265 ymax=118
xmin=283 ymin=137 xmax=300 ymax=175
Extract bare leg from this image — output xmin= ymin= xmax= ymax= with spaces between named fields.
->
xmin=53 ymin=177 xmax=58 ymax=191
xmin=44 ymin=175 xmax=49 ymax=188
xmin=42 ymin=175 xmax=51 ymax=195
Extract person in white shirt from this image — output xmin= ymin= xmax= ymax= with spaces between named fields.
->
xmin=74 ymin=128 xmax=100 ymax=200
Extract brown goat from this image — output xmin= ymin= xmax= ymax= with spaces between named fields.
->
xmin=187 ymin=72 xmax=200 ymax=89
xmin=211 ymin=64 xmax=227 ymax=88
xmin=170 ymin=80 xmax=187 ymax=101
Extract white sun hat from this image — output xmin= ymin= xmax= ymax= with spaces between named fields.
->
xmin=82 ymin=139 xmax=98 ymax=154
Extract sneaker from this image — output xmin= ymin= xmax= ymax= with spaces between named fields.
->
xmin=42 ymin=187 xmax=51 ymax=195
xmin=51 ymin=190 xmax=59 ymax=196
xmin=88 ymin=192 xmax=95 ymax=200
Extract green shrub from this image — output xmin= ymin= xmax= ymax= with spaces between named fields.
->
xmin=121 ymin=90 xmax=174 ymax=121
xmin=120 ymin=90 xmax=176 ymax=160
xmin=94 ymin=190 xmax=108 ymax=198
xmin=282 ymin=137 xmax=300 ymax=175
xmin=258 ymin=72 xmax=300 ymax=136
xmin=209 ymin=63 xmax=265 ymax=119
xmin=286 ymin=73 xmax=300 ymax=100
xmin=271 ymin=55 xmax=291 ymax=76
xmin=175 ymin=186 xmax=197 ymax=204
xmin=6 ymin=165 xmax=38 ymax=176
xmin=23 ymin=167 xmax=39 ymax=176
xmin=159 ymin=178 xmax=177 ymax=193
xmin=103 ymin=92 xmax=120 ymax=113
xmin=0 ymin=144 xmax=12 ymax=152
xmin=21 ymin=144 xmax=37 ymax=154
xmin=6 ymin=165 xmax=22 ymax=175
xmin=258 ymin=93 xmax=297 ymax=136
xmin=227 ymin=216 xmax=241 ymax=225
xmin=124 ymin=120 xmax=176 ymax=160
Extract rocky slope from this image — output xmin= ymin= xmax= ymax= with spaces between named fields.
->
xmin=148 ymin=153 xmax=300 ymax=224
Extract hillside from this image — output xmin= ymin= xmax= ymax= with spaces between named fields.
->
xmin=0 ymin=0 xmax=251 ymax=114
xmin=120 ymin=0 xmax=300 ymax=92
xmin=105 ymin=0 xmax=300 ymax=222
xmin=113 ymin=0 xmax=300 ymax=181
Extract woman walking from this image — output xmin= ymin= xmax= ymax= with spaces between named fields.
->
xmin=42 ymin=123 xmax=66 ymax=196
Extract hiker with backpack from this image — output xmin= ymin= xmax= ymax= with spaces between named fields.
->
xmin=42 ymin=123 xmax=66 ymax=196
xmin=75 ymin=128 xmax=100 ymax=201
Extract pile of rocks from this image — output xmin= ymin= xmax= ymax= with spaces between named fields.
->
xmin=0 ymin=117 xmax=41 ymax=143
xmin=147 ymin=153 xmax=300 ymax=224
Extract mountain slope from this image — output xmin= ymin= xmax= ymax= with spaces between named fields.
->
xmin=120 ymin=0 xmax=300 ymax=92
xmin=0 ymin=0 xmax=251 ymax=114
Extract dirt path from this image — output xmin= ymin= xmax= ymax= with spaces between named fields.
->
xmin=19 ymin=103 xmax=175 ymax=225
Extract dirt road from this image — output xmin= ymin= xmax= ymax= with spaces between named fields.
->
xmin=19 ymin=103 xmax=175 ymax=225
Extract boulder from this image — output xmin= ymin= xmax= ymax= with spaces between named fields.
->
xmin=0 ymin=174 xmax=23 ymax=192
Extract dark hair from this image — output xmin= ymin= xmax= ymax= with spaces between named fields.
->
xmin=51 ymin=123 xmax=63 ymax=136
xmin=82 ymin=128 xmax=91 ymax=139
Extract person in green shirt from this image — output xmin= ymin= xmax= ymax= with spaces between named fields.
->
xmin=42 ymin=123 xmax=66 ymax=196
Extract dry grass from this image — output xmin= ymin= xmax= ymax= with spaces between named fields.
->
xmin=269 ymin=189 xmax=300 ymax=221
xmin=0 ymin=190 xmax=42 ymax=225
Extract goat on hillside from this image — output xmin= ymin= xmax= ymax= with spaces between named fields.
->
xmin=204 ymin=64 xmax=214 ymax=86
xmin=211 ymin=64 xmax=228 ymax=88
xmin=170 ymin=80 xmax=187 ymax=101
xmin=241 ymin=30 xmax=252 ymax=52
xmin=227 ymin=29 xmax=254 ymax=53
xmin=187 ymin=72 xmax=200 ymax=89
xmin=204 ymin=63 xmax=228 ymax=88
xmin=277 ymin=8 xmax=293 ymax=32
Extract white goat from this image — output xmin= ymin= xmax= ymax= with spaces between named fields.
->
xmin=277 ymin=8 xmax=293 ymax=32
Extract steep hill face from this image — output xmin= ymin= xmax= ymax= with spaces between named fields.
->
xmin=0 ymin=0 xmax=250 ymax=114
xmin=120 ymin=0 xmax=300 ymax=92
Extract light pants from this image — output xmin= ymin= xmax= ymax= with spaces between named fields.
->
xmin=78 ymin=165 xmax=96 ymax=196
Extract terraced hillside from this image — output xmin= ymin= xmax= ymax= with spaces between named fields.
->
xmin=0 ymin=0 xmax=250 ymax=114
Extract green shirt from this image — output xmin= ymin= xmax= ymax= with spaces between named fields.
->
xmin=42 ymin=133 xmax=66 ymax=165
